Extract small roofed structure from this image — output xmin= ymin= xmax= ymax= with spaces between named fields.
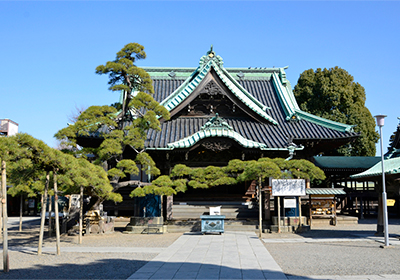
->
xmin=351 ymin=118 xmax=400 ymax=233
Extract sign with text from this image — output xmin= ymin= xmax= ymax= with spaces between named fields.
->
xmin=284 ymin=198 xmax=297 ymax=208
xmin=271 ymin=179 xmax=306 ymax=196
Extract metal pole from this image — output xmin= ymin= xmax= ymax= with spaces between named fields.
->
xmin=379 ymin=124 xmax=389 ymax=247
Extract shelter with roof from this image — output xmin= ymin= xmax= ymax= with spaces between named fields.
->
xmin=351 ymin=120 xmax=400 ymax=232
xmin=103 ymin=48 xmax=359 ymax=220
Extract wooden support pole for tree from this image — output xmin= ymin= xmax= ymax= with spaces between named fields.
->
xmin=298 ymin=196 xmax=302 ymax=231
xmin=277 ymin=196 xmax=281 ymax=233
xmin=48 ymin=195 xmax=52 ymax=237
xmin=38 ymin=172 xmax=49 ymax=255
xmin=53 ymin=172 xmax=60 ymax=255
xmin=78 ymin=186 xmax=83 ymax=244
xmin=2 ymin=159 xmax=9 ymax=272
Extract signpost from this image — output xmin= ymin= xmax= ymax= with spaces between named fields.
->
xmin=272 ymin=179 xmax=306 ymax=233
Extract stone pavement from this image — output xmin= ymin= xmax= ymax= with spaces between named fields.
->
xmin=127 ymin=231 xmax=286 ymax=280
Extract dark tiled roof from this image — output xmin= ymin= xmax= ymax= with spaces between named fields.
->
xmin=146 ymin=77 xmax=358 ymax=149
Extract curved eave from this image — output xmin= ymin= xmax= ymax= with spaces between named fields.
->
xmin=166 ymin=128 xmax=268 ymax=150
xmin=271 ymin=72 xmax=354 ymax=133
xmin=160 ymin=64 xmax=210 ymax=111
xmin=351 ymin=157 xmax=400 ymax=179
xmin=294 ymin=110 xmax=355 ymax=133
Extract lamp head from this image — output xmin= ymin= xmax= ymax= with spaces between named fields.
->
xmin=374 ymin=115 xmax=387 ymax=127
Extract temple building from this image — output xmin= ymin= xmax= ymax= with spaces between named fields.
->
xmin=103 ymin=49 xmax=359 ymax=220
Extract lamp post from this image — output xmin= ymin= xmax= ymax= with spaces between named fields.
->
xmin=375 ymin=115 xmax=389 ymax=247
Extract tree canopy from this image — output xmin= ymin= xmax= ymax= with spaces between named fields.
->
xmin=293 ymin=67 xmax=379 ymax=156
xmin=131 ymin=158 xmax=325 ymax=197
xmin=55 ymin=43 xmax=170 ymax=202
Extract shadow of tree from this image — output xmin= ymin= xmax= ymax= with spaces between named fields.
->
xmin=0 ymin=258 xmax=149 ymax=279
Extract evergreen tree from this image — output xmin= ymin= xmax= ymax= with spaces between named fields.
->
xmin=55 ymin=43 xmax=170 ymax=202
xmin=293 ymin=67 xmax=379 ymax=156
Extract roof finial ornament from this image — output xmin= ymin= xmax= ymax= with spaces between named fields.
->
xmin=207 ymin=45 xmax=215 ymax=58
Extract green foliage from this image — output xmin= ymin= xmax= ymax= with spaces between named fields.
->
xmin=170 ymin=164 xmax=192 ymax=178
xmin=293 ymin=67 xmax=379 ymax=156
xmin=237 ymin=159 xmax=281 ymax=183
xmin=1 ymin=133 xmax=120 ymax=206
xmin=55 ymin=43 xmax=169 ymax=194
xmin=129 ymin=158 xmax=324 ymax=197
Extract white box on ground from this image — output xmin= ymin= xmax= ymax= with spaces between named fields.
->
xmin=209 ymin=206 xmax=221 ymax=215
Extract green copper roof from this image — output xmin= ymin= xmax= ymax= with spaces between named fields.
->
xmin=313 ymin=156 xmax=381 ymax=169
xmin=306 ymin=188 xmax=346 ymax=195
xmin=159 ymin=54 xmax=278 ymax=125
xmin=351 ymin=157 xmax=400 ymax=179
xmin=271 ymin=72 xmax=355 ymax=133
xmin=167 ymin=114 xmax=268 ymax=150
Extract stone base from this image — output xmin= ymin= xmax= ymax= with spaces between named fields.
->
xmin=272 ymin=216 xmax=307 ymax=226
xmin=124 ymin=216 xmax=165 ymax=234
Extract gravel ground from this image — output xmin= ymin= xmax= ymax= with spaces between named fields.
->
xmin=262 ymin=218 xmax=400 ymax=277
xmin=0 ymin=218 xmax=182 ymax=279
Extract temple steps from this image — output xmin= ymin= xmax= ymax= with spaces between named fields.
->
xmin=171 ymin=202 xmax=258 ymax=220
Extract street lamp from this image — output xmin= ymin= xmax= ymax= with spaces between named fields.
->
xmin=375 ymin=115 xmax=389 ymax=247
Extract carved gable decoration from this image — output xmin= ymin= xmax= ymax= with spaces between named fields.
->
xmin=201 ymin=114 xmax=233 ymax=131
xmin=202 ymin=140 xmax=232 ymax=152
xmin=200 ymin=80 xmax=224 ymax=96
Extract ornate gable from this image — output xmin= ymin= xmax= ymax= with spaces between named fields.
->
xmin=159 ymin=50 xmax=278 ymax=125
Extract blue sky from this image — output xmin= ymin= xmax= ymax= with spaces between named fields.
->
xmin=1 ymin=1 xmax=399 ymax=155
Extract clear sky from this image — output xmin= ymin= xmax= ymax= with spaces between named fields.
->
xmin=1 ymin=1 xmax=399 ymax=155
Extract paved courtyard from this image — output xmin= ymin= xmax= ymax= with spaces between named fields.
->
xmin=0 ymin=217 xmax=400 ymax=279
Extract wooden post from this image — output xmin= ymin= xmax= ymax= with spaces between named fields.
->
xmin=38 ymin=172 xmax=49 ymax=255
xmin=334 ymin=196 xmax=337 ymax=226
xmin=54 ymin=172 xmax=60 ymax=255
xmin=48 ymin=195 xmax=52 ymax=237
xmin=298 ymin=196 xmax=302 ymax=231
xmin=277 ymin=196 xmax=281 ymax=233
xmin=78 ymin=186 xmax=83 ymax=244
xmin=2 ymin=159 xmax=9 ymax=272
